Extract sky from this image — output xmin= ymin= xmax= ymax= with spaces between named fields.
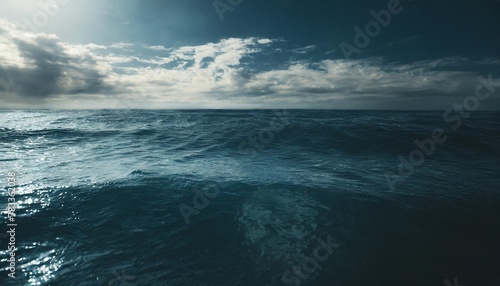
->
xmin=0 ymin=0 xmax=499 ymax=109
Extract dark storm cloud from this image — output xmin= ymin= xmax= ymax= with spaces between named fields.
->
xmin=0 ymin=26 xmax=112 ymax=99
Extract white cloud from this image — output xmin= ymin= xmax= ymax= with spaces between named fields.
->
xmin=257 ymin=38 xmax=272 ymax=45
xmin=1 ymin=18 xmax=499 ymax=109
xmin=292 ymin=45 xmax=316 ymax=54
xmin=109 ymin=42 xmax=134 ymax=49
xmin=146 ymin=45 xmax=171 ymax=51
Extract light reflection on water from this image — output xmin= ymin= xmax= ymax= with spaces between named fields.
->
xmin=23 ymin=248 xmax=64 ymax=286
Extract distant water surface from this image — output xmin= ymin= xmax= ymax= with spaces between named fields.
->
xmin=0 ymin=110 xmax=499 ymax=286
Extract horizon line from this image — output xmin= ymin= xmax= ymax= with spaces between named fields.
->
xmin=2 ymin=108 xmax=500 ymax=112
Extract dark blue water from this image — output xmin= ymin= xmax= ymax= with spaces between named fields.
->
xmin=1 ymin=110 xmax=499 ymax=286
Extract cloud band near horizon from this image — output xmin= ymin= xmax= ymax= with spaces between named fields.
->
xmin=1 ymin=18 xmax=500 ymax=110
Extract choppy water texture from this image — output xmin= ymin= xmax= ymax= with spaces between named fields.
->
xmin=0 ymin=110 xmax=499 ymax=286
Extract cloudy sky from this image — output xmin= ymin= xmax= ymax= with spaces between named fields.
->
xmin=0 ymin=0 xmax=499 ymax=109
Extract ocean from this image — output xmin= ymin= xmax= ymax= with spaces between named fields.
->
xmin=0 ymin=110 xmax=499 ymax=286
